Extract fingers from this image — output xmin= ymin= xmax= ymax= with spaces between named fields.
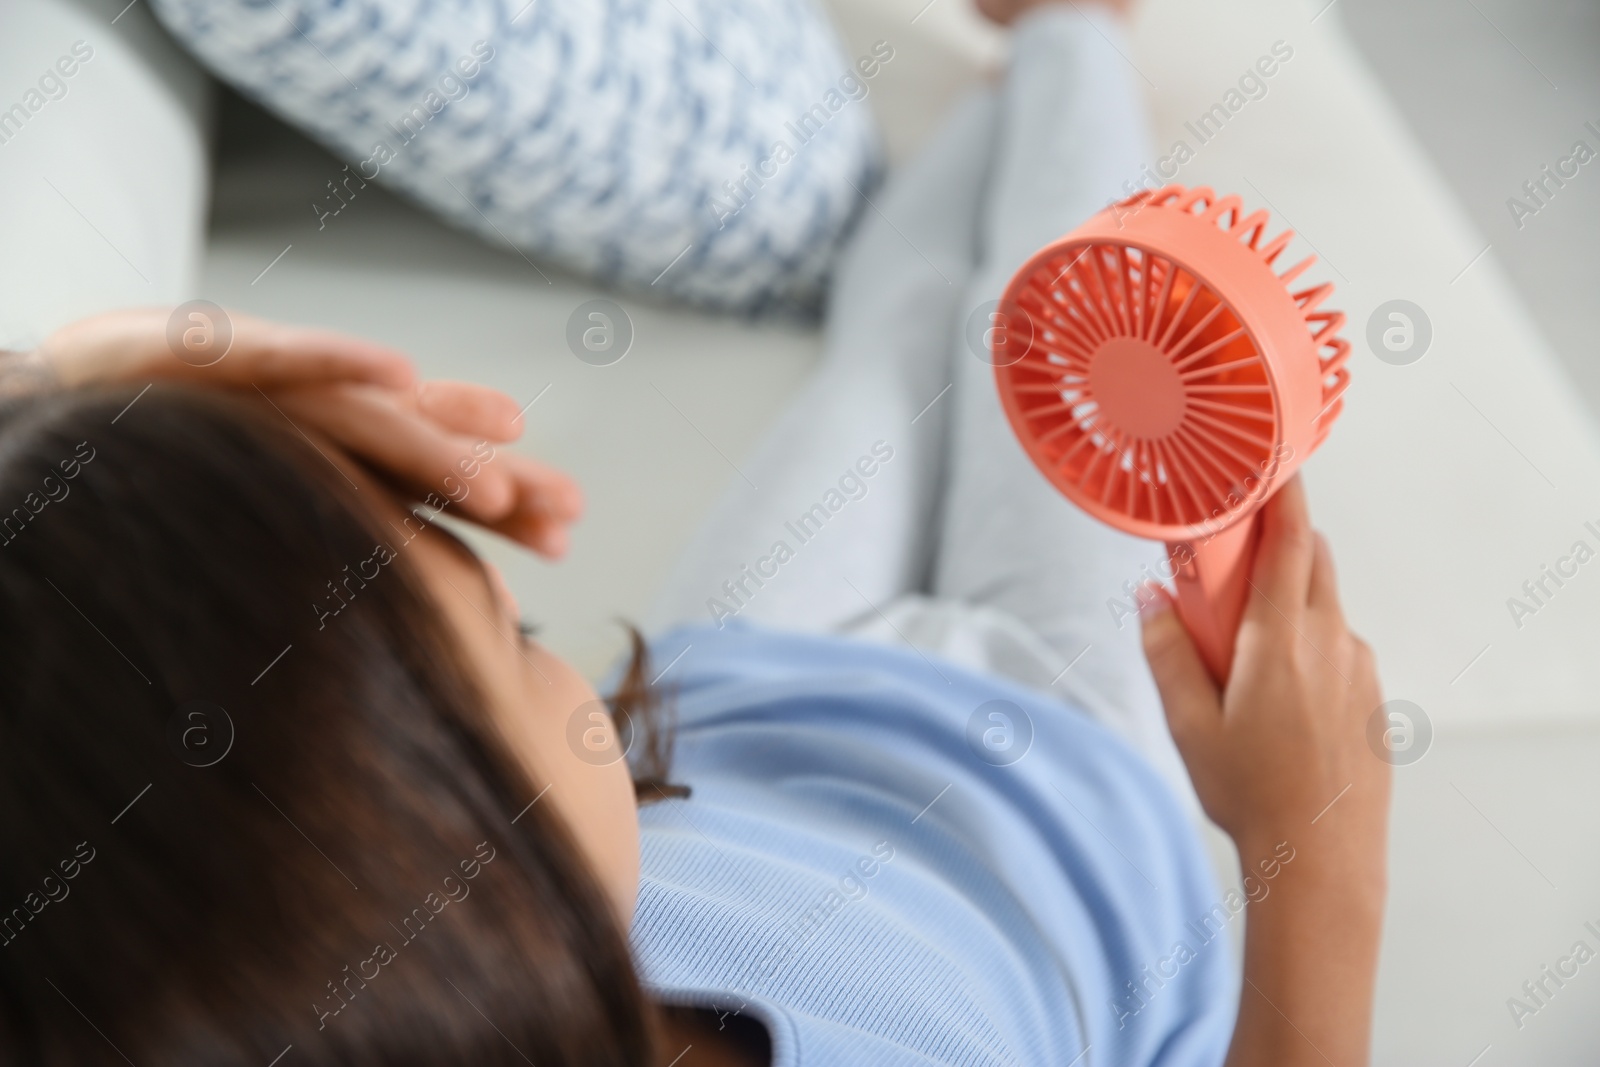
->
xmin=1307 ymin=531 xmax=1344 ymax=621
xmin=210 ymin=322 xmax=416 ymax=391
xmin=1140 ymin=586 xmax=1222 ymax=760
xmin=415 ymin=381 xmax=524 ymax=443
xmin=479 ymin=453 xmax=584 ymax=557
xmin=1244 ymin=474 xmax=1315 ymax=626
xmin=268 ymin=385 xmax=583 ymax=557
xmin=43 ymin=307 xmax=581 ymax=557
xmin=272 ymin=385 xmax=517 ymax=522
xmin=1348 ymin=636 xmax=1384 ymax=718
xmin=488 ymin=511 xmax=572 ymax=559
xmin=505 ymin=455 xmax=584 ymax=525
xmin=47 ymin=309 xmax=418 ymax=391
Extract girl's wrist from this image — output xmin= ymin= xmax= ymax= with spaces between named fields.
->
xmin=1251 ymin=841 xmax=1386 ymax=919
xmin=1232 ymin=821 xmax=1388 ymax=901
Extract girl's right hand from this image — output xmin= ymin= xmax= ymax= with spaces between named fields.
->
xmin=1145 ymin=480 xmax=1390 ymax=1065
xmin=1139 ymin=476 xmax=1390 ymax=882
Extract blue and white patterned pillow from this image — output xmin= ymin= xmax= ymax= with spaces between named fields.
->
xmin=150 ymin=0 xmax=886 ymax=316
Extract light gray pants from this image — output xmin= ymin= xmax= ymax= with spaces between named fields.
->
xmin=647 ymin=5 xmax=1191 ymax=799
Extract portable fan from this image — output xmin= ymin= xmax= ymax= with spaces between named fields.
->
xmin=992 ymin=184 xmax=1350 ymax=682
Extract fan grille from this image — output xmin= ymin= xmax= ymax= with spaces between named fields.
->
xmin=995 ymin=184 xmax=1351 ymax=538
xmin=999 ymin=244 xmax=1276 ymax=530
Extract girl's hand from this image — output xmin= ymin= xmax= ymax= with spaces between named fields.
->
xmin=271 ymin=383 xmax=583 ymax=559
xmin=36 ymin=306 xmax=416 ymax=392
xmin=1144 ymin=477 xmax=1389 ymax=1067
xmin=1139 ymin=476 xmax=1389 ymax=878
xmin=28 ymin=308 xmax=582 ymax=558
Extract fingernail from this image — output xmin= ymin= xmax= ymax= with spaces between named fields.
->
xmin=1137 ymin=582 xmax=1170 ymax=620
xmin=537 ymin=526 xmax=569 ymax=558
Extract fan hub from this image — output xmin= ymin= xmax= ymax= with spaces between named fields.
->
xmin=1087 ymin=337 xmax=1187 ymax=441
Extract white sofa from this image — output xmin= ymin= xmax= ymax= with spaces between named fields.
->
xmin=7 ymin=0 xmax=1600 ymax=1060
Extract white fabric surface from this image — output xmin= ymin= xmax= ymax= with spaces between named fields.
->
xmin=0 ymin=0 xmax=212 ymax=350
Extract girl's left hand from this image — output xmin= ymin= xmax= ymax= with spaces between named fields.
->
xmin=271 ymin=382 xmax=583 ymax=559
xmin=27 ymin=307 xmax=583 ymax=558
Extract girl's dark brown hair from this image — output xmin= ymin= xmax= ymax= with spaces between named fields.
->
xmin=0 ymin=385 xmax=657 ymax=1064
xmin=613 ymin=626 xmax=688 ymax=803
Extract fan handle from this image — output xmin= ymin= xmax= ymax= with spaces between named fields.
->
xmin=1166 ymin=516 xmax=1261 ymax=684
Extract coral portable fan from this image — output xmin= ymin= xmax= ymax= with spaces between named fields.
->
xmin=992 ymin=184 xmax=1349 ymax=682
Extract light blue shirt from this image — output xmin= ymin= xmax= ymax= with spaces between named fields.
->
xmin=630 ymin=623 xmax=1237 ymax=1066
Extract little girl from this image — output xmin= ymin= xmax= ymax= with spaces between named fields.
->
xmin=0 ymin=3 xmax=1387 ymax=1065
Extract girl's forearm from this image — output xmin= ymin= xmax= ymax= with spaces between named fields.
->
xmin=1225 ymin=845 xmax=1386 ymax=1067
